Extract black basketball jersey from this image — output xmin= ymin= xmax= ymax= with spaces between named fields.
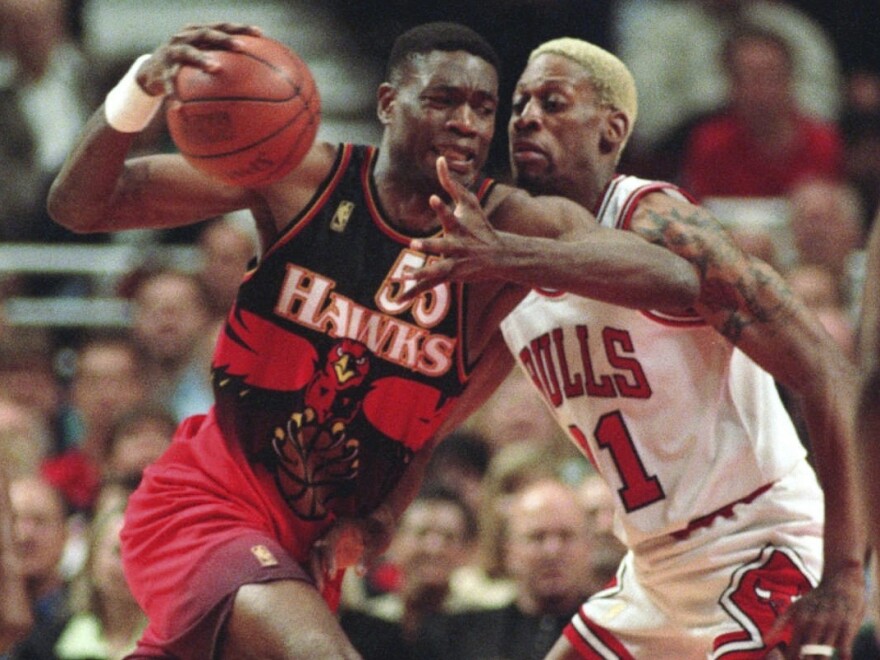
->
xmin=211 ymin=144 xmax=495 ymax=520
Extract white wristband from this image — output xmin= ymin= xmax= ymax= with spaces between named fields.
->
xmin=104 ymin=54 xmax=164 ymax=133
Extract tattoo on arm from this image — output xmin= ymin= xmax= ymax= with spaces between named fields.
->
xmin=640 ymin=206 xmax=792 ymax=344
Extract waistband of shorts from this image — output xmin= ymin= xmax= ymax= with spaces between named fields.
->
xmin=671 ymin=481 xmax=774 ymax=541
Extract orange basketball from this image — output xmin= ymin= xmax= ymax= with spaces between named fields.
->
xmin=166 ymin=35 xmax=320 ymax=187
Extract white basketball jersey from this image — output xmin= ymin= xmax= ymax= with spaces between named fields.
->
xmin=500 ymin=175 xmax=809 ymax=547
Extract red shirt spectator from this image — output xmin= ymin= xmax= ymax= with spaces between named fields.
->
xmin=682 ymin=111 xmax=843 ymax=199
xmin=680 ymin=24 xmax=844 ymax=200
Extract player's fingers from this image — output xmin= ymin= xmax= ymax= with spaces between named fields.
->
xmin=826 ymin=618 xmax=856 ymax=660
xmin=436 ymin=157 xmax=461 ymax=207
xmin=411 ymin=236 xmax=457 ymax=257
xmin=175 ymin=23 xmax=262 ymax=46
xmin=764 ymin=608 xmax=793 ymax=655
xmin=429 ymin=194 xmax=462 ymax=236
xmin=783 ymin=614 xmax=838 ymax=660
xmin=399 ymin=261 xmax=453 ymax=302
xmin=158 ymin=43 xmax=224 ymax=73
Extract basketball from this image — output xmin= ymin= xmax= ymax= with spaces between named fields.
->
xmin=166 ymin=35 xmax=320 ymax=187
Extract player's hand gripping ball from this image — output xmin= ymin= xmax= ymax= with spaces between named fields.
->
xmin=166 ymin=35 xmax=320 ymax=187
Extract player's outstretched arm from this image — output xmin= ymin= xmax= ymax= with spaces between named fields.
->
xmin=631 ymin=192 xmax=866 ymax=659
xmin=406 ymin=157 xmax=699 ymax=311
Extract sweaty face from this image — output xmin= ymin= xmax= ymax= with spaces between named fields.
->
xmin=509 ymin=54 xmax=606 ymax=201
xmin=383 ymin=50 xmax=498 ymax=191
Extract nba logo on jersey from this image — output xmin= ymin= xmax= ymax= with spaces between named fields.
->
xmin=330 ymin=201 xmax=355 ymax=233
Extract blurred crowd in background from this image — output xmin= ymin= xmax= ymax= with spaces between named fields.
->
xmin=2 ymin=1 xmax=880 ymax=658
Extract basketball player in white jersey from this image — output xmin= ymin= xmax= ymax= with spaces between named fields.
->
xmin=408 ymin=39 xmax=866 ymax=659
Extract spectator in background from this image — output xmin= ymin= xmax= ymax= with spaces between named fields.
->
xmin=195 ymin=216 xmax=257 ymax=322
xmin=786 ymin=178 xmax=866 ymax=306
xmin=616 ymin=0 xmax=842 ymax=180
xmin=0 ymin=465 xmax=31 ymax=654
xmin=43 ymin=333 xmax=148 ymax=514
xmin=0 ymin=329 xmax=64 ymax=452
xmin=340 ymin=486 xmax=478 ymax=659
xmin=465 ymin=369 xmax=587 ymax=485
xmin=0 ymin=396 xmax=54 ymax=479
xmin=576 ymin=469 xmax=626 ymax=594
xmin=102 ymin=403 xmax=176 ymax=490
xmin=421 ymin=478 xmax=594 ymax=660
xmin=455 ymin=442 xmax=565 ymax=612
xmin=785 ymin=263 xmax=856 ymax=358
xmin=3 ymin=475 xmax=71 ymax=660
xmin=466 ymin=368 xmax=569 ymax=456
xmin=421 ymin=428 xmax=491 ymax=517
xmin=340 ymin=430 xmax=492 ymax=631
xmin=680 ymin=24 xmax=844 ymax=200
xmin=0 ymin=0 xmax=93 ymax=244
xmin=841 ymin=102 xmax=880 ymax=224
xmin=61 ymin=333 xmax=148 ymax=451
xmin=128 ymin=268 xmax=214 ymax=422
xmin=53 ymin=503 xmax=146 ymax=660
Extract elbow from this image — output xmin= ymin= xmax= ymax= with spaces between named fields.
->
xmin=46 ymin=181 xmax=103 ymax=234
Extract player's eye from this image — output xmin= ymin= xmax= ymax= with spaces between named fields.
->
xmin=542 ymin=95 xmax=566 ymax=112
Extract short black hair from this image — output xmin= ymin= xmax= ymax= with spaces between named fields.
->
xmin=429 ymin=428 xmax=491 ymax=478
xmin=415 ymin=483 xmax=478 ymax=542
xmin=386 ymin=21 xmax=501 ymax=81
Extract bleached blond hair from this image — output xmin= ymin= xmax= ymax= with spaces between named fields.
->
xmin=529 ymin=38 xmax=638 ymax=133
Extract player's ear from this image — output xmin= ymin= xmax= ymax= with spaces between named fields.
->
xmin=377 ymin=83 xmax=397 ymax=125
xmin=599 ymin=108 xmax=629 ymax=155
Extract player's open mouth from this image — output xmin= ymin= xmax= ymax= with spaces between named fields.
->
xmin=435 ymin=146 xmax=476 ymax=173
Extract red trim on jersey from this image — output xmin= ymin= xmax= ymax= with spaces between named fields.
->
xmin=593 ymin=175 xmax=623 ymax=218
xmin=610 ymin=178 xmax=705 ymax=328
xmin=533 ymin=287 xmax=566 ymax=298
xmin=474 ymin=176 xmax=495 ymax=200
xmin=565 ymin=608 xmax=635 ymax=659
xmin=672 ymin=481 xmax=774 ymax=540
xmin=263 ymin=144 xmax=355 ymax=261
xmin=640 ymin=310 xmax=706 ymax=327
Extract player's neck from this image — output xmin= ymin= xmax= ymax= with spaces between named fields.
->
xmin=386 ymin=197 xmax=439 ymax=234
xmin=374 ymin=168 xmax=441 ymax=234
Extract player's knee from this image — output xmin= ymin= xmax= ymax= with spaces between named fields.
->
xmin=221 ymin=582 xmax=362 ymax=660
